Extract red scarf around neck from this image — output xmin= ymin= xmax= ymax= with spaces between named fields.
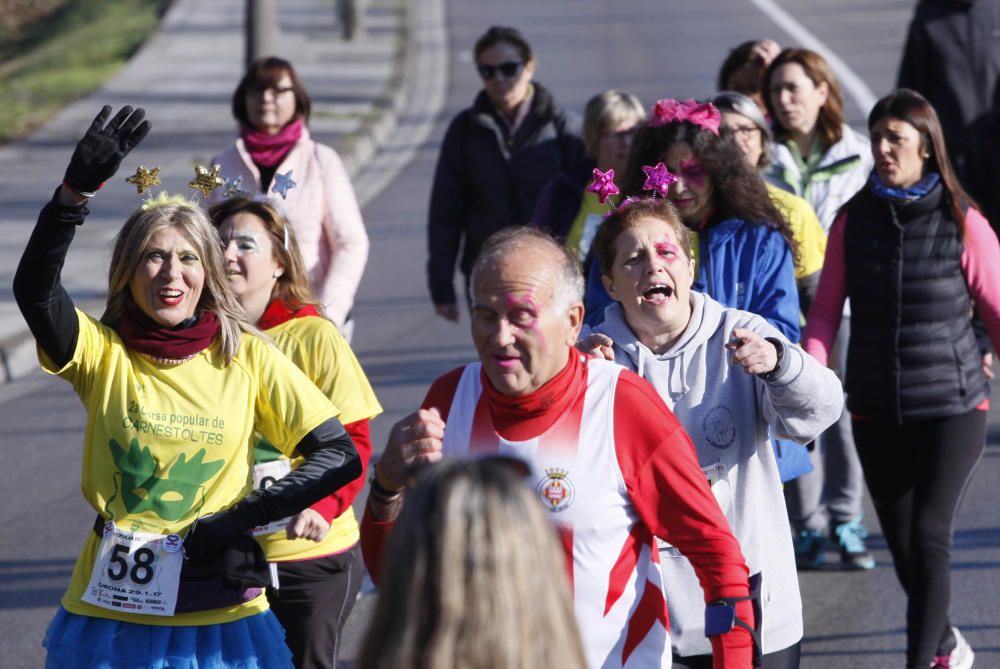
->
xmin=257 ymin=298 xmax=321 ymax=331
xmin=479 ymin=349 xmax=587 ymax=442
xmin=240 ymin=118 xmax=304 ymax=168
xmin=118 ymin=305 xmax=221 ymax=361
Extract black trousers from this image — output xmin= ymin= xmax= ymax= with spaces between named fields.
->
xmin=853 ymin=409 xmax=986 ymax=669
xmin=266 ymin=545 xmax=364 ymax=669
xmin=672 ymin=640 xmax=801 ymax=668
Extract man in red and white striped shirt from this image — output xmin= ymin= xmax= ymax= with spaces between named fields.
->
xmin=362 ymin=227 xmax=756 ymax=668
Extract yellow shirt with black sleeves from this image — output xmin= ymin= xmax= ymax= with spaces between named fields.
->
xmin=42 ymin=309 xmax=340 ymax=626
xmin=253 ymin=315 xmax=382 ymax=562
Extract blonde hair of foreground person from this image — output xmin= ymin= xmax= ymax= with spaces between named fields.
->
xmin=358 ymin=458 xmax=587 ymax=669
xmin=102 ymin=199 xmax=258 ymax=363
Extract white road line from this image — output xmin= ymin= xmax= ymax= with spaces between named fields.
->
xmin=748 ymin=0 xmax=878 ymax=115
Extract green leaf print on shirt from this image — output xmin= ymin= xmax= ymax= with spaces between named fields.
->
xmin=108 ymin=438 xmax=225 ymax=521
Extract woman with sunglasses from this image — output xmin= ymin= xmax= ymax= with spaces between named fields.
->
xmin=209 ymin=57 xmax=369 ymax=339
xmin=427 ymin=25 xmax=584 ymax=322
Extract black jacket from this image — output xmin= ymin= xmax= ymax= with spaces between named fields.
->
xmin=897 ymin=0 xmax=1000 ymax=172
xmin=843 ymin=183 xmax=986 ymax=424
xmin=427 ymin=82 xmax=584 ymax=304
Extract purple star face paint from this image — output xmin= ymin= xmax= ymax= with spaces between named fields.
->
xmin=605 ymin=217 xmax=695 ymax=352
xmin=664 ymin=142 xmax=715 ymax=226
xmin=678 ymin=158 xmax=706 ymax=188
xmin=653 ymin=237 xmax=683 ymax=263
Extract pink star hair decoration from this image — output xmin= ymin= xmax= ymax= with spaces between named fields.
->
xmin=641 ymin=162 xmax=678 ymax=198
xmin=586 ymin=168 xmax=620 ymax=204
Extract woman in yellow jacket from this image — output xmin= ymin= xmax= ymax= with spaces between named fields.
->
xmin=210 ymin=197 xmax=381 ymax=669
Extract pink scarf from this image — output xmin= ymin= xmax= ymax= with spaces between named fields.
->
xmin=240 ymin=119 xmax=304 ymax=168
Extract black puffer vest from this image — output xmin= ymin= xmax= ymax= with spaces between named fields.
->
xmin=843 ymin=182 xmax=985 ymax=425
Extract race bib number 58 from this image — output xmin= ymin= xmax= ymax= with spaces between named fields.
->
xmin=82 ymin=522 xmax=183 ymax=616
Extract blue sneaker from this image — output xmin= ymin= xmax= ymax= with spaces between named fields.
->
xmin=793 ymin=529 xmax=827 ymax=569
xmin=832 ymin=518 xmax=875 ymax=570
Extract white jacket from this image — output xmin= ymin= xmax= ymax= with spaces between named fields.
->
xmin=595 ymin=293 xmax=844 ymax=657
xmin=210 ymin=128 xmax=369 ymax=326
xmin=768 ymin=124 xmax=873 ymax=231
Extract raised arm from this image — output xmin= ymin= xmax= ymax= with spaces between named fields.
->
xmin=13 ymin=105 xmax=150 ymax=368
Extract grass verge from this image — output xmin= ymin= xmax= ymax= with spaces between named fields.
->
xmin=0 ymin=0 xmax=171 ymax=144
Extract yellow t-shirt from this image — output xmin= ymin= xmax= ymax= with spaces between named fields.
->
xmin=44 ymin=309 xmax=339 ymax=626
xmin=766 ymin=182 xmax=827 ymax=281
xmin=565 ymin=191 xmax=611 ymax=263
xmin=253 ymin=315 xmax=382 ymax=561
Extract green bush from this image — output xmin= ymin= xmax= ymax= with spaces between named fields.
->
xmin=0 ymin=0 xmax=171 ymax=143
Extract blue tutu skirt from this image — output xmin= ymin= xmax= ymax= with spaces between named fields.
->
xmin=43 ymin=607 xmax=294 ymax=668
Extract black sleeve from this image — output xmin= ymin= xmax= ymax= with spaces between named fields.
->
xmin=797 ymin=270 xmax=821 ymax=323
xmin=12 ymin=194 xmax=87 ymax=368
xmin=227 ymin=417 xmax=361 ymax=528
xmin=427 ymin=114 xmax=470 ymax=305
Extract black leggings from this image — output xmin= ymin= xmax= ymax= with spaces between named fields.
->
xmin=852 ymin=409 xmax=986 ymax=669
xmin=672 ymin=641 xmax=801 ymax=668
xmin=266 ymin=545 xmax=364 ymax=669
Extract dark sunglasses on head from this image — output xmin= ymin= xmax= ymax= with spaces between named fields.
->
xmin=477 ymin=61 xmax=524 ymax=80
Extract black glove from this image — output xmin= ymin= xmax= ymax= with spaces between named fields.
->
xmin=63 ymin=105 xmax=151 ymax=195
xmin=183 ymin=499 xmax=263 ymax=563
xmin=219 ymin=535 xmax=270 ymax=590
xmin=184 ymin=501 xmax=270 ymax=590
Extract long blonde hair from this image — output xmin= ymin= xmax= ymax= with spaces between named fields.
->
xmin=101 ymin=199 xmax=258 ymax=363
xmin=359 ymin=458 xmax=587 ymax=669
xmin=207 ymin=196 xmax=322 ymax=314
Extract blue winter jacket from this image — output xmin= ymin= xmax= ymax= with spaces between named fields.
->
xmin=586 ymin=217 xmax=801 ymax=341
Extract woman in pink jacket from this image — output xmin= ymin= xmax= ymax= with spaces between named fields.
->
xmin=210 ymin=57 xmax=369 ymax=335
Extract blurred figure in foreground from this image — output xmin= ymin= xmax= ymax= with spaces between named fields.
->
xmin=358 ymin=458 xmax=587 ymax=669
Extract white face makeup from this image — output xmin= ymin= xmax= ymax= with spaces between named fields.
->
xmin=219 ymin=212 xmax=283 ymax=321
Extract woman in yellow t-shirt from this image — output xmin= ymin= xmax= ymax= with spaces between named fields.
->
xmin=12 ymin=106 xmax=362 ymax=668
xmin=209 ymin=196 xmax=382 ymax=669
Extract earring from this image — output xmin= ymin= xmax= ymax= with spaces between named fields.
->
xmin=273 ymin=270 xmax=283 ymax=278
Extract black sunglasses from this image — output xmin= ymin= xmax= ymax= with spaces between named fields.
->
xmin=476 ymin=61 xmax=524 ymax=80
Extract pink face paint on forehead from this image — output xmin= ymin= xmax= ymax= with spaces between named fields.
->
xmin=679 ymin=157 xmax=706 ymax=188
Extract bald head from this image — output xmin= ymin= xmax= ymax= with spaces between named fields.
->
xmin=469 ymin=227 xmax=585 ymax=396
xmin=471 ymin=227 xmax=584 ymax=314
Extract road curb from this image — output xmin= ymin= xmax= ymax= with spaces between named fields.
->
xmin=0 ymin=0 xmax=431 ymax=386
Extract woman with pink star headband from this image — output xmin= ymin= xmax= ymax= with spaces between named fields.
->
xmin=585 ymin=98 xmax=800 ymax=346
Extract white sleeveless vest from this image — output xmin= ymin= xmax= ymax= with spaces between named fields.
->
xmin=442 ymin=358 xmax=673 ymax=669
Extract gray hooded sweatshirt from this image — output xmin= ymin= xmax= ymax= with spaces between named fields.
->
xmin=594 ymin=292 xmax=844 ymax=657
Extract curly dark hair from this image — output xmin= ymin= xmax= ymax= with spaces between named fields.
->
xmin=621 ymin=120 xmax=797 ymax=256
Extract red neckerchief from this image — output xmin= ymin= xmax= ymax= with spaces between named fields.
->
xmin=240 ymin=119 xmax=303 ymax=168
xmin=257 ymin=298 xmax=321 ymax=331
xmin=117 ymin=305 xmax=220 ymax=361
xmin=478 ymin=349 xmax=587 ymax=442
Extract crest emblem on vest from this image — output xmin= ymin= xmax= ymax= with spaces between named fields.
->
xmin=702 ymin=404 xmax=736 ymax=449
xmin=536 ymin=467 xmax=575 ymax=512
